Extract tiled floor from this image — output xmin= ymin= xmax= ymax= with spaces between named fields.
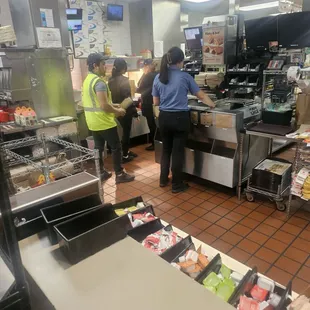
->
xmin=98 ymin=144 xmax=310 ymax=294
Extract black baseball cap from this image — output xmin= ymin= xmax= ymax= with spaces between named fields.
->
xmin=87 ymin=53 xmax=109 ymax=67
xmin=143 ymin=59 xmax=154 ymax=66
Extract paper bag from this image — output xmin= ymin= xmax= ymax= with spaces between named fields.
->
xmin=296 ymin=94 xmax=310 ymax=125
xmin=120 ymin=98 xmax=134 ymax=110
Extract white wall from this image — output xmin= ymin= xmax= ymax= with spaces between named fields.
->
xmin=129 ymin=0 xmax=153 ymax=55
xmin=70 ymin=0 xmax=132 ymax=57
xmin=152 ymin=0 xmax=182 ymax=53
xmin=0 ymin=0 xmax=13 ymax=27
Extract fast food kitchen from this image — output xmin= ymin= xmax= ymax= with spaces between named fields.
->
xmin=1 ymin=0 xmax=310 ymax=310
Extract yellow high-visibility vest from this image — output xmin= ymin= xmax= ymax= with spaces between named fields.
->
xmin=82 ymin=73 xmax=116 ymax=131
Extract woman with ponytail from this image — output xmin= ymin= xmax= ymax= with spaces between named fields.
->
xmin=152 ymin=47 xmax=215 ymax=193
xmin=109 ymin=58 xmax=138 ymax=163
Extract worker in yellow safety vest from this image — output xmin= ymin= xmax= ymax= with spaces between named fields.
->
xmin=83 ymin=53 xmax=135 ymax=184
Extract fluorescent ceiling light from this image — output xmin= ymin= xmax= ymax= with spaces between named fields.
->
xmin=184 ymin=0 xmax=211 ymax=3
xmin=240 ymin=1 xmax=279 ymax=11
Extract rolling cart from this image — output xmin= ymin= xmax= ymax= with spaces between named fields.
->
xmin=238 ymin=129 xmax=303 ymax=216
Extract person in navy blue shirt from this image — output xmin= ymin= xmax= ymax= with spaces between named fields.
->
xmin=152 ymin=47 xmax=214 ymax=193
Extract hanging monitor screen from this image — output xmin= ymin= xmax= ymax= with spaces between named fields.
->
xmin=184 ymin=27 xmax=203 ymax=50
xmin=245 ymin=16 xmax=278 ymax=50
xmin=107 ymin=4 xmax=123 ymax=21
xmin=278 ymin=12 xmax=310 ymax=48
xmin=66 ymin=8 xmax=83 ymax=31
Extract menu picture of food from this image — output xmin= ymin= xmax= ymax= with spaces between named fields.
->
xmin=203 ymin=26 xmax=225 ymax=65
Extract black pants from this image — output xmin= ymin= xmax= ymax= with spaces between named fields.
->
xmin=142 ymin=105 xmax=156 ymax=145
xmin=92 ymin=126 xmax=123 ymax=174
xmin=158 ymin=111 xmax=190 ymax=189
xmin=118 ymin=113 xmax=133 ymax=157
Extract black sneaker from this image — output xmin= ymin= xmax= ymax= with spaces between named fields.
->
xmin=172 ymin=183 xmax=189 ymax=194
xmin=145 ymin=145 xmax=155 ymax=151
xmin=122 ymin=155 xmax=134 ymax=163
xmin=116 ymin=172 xmax=135 ymax=184
xmin=128 ymin=151 xmax=138 ymax=158
xmin=160 ymin=178 xmax=170 ymax=188
xmin=100 ymin=170 xmax=112 ymax=182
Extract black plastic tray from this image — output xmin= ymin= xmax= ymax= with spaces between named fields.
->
xmin=127 ymin=218 xmax=165 ymax=243
xmin=41 ymin=194 xmax=103 ymax=245
xmin=161 ymin=235 xmax=194 ymax=263
xmin=195 ymin=254 xmax=250 ymax=304
xmin=15 ymin=197 xmax=63 ymax=241
xmin=126 ymin=205 xmax=156 ymax=231
xmin=161 ymin=236 xmax=212 ymax=280
xmin=228 ymin=267 xmax=257 ymax=306
xmin=54 ymin=205 xmax=130 ymax=264
xmin=112 ymin=196 xmax=145 ymax=211
xmin=230 ymin=272 xmax=292 ymax=309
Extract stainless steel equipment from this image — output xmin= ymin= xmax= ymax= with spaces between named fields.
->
xmin=0 ymin=48 xmax=76 ymax=119
xmin=8 ymin=0 xmax=70 ymax=48
xmin=154 ymin=98 xmax=269 ymax=188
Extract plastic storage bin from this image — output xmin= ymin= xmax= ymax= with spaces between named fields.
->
xmin=54 ymin=205 xmax=130 ymax=264
xmin=229 ymin=272 xmax=292 ymax=309
xmin=195 ymin=254 xmax=253 ymax=305
xmin=251 ymin=158 xmax=292 ymax=194
xmin=128 ymin=218 xmax=164 ymax=243
xmin=262 ymin=110 xmax=293 ymax=126
xmin=40 ymin=194 xmax=103 ymax=245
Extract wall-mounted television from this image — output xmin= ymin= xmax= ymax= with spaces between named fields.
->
xmin=66 ymin=8 xmax=83 ymax=31
xmin=245 ymin=16 xmax=278 ymax=50
xmin=184 ymin=27 xmax=203 ymax=50
xmin=107 ymin=4 xmax=123 ymax=21
xmin=278 ymin=12 xmax=310 ymax=48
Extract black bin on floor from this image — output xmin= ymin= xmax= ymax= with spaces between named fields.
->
xmin=54 ymin=205 xmax=130 ymax=264
xmin=41 ymin=194 xmax=103 ymax=245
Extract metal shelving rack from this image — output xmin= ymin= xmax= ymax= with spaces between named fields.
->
xmin=1 ymin=135 xmax=102 ymax=198
xmin=0 ymin=151 xmax=31 ymax=310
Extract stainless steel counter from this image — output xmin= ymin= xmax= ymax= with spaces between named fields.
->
xmin=154 ymin=100 xmax=269 ymax=188
xmin=19 ymin=234 xmax=234 ymax=310
xmin=9 ymin=172 xmax=99 ymax=214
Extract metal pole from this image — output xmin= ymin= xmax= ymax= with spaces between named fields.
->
xmin=287 ymin=142 xmax=301 ymax=217
xmin=42 ymin=165 xmax=51 ymax=184
xmin=0 ymin=148 xmax=30 ymax=309
xmin=237 ymin=133 xmax=244 ymax=200
xmin=94 ymin=149 xmax=103 ymax=202
xmin=261 ymin=72 xmax=266 ymax=110
xmin=41 ymin=133 xmax=50 ymax=165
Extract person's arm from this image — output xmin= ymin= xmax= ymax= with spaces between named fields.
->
xmin=195 ymin=90 xmax=215 ymax=108
xmin=152 ymin=76 xmax=160 ymax=106
xmin=96 ymin=91 xmax=125 ymax=117
xmin=153 ymin=97 xmax=160 ymax=106
xmin=188 ymin=75 xmax=215 ymax=108
xmin=94 ymin=81 xmax=125 ymax=116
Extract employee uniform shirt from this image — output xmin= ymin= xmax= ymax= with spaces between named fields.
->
xmin=109 ymin=75 xmax=138 ymax=118
xmin=95 ymin=80 xmax=107 ymax=93
xmin=152 ymin=66 xmax=200 ymax=112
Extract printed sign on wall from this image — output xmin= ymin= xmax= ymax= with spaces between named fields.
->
xmin=203 ymin=26 xmax=225 ymax=65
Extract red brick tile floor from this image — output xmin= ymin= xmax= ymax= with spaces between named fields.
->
xmin=89 ymin=144 xmax=310 ymax=294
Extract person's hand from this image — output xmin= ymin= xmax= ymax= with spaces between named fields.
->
xmin=115 ymin=108 xmax=126 ymax=117
xmin=208 ymin=101 xmax=216 ymax=109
